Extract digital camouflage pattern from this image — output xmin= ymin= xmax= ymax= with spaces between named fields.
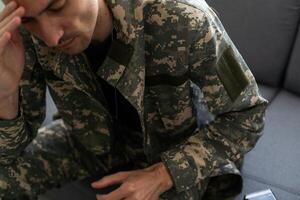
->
xmin=0 ymin=120 xmax=90 ymax=199
xmin=0 ymin=0 xmax=268 ymax=199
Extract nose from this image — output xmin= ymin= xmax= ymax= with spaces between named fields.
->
xmin=27 ymin=15 xmax=64 ymax=47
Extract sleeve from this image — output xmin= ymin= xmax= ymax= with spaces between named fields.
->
xmin=160 ymin=6 xmax=268 ymax=193
xmin=0 ymin=28 xmax=46 ymax=165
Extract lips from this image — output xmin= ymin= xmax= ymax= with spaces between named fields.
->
xmin=57 ymin=37 xmax=76 ymax=49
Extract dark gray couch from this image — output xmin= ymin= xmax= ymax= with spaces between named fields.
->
xmin=205 ymin=0 xmax=300 ymax=199
xmin=0 ymin=0 xmax=294 ymax=199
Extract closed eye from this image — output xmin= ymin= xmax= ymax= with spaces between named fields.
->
xmin=48 ymin=0 xmax=66 ymax=12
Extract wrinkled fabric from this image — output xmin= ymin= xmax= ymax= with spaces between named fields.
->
xmin=0 ymin=0 xmax=267 ymax=199
xmin=0 ymin=120 xmax=89 ymax=200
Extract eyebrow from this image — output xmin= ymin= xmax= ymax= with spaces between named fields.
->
xmin=21 ymin=0 xmax=54 ymax=22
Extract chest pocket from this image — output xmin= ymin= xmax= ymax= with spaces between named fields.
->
xmin=145 ymin=76 xmax=197 ymax=138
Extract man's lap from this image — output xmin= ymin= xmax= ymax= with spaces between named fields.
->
xmin=0 ymin=120 xmax=89 ymax=199
xmin=0 ymin=120 xmax=240 ymax=200
xmin=0 ymin=120 xmax=153 ymax=199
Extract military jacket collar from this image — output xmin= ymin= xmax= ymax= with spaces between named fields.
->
xmin=97 ymin=0 xmax=146 ymax=118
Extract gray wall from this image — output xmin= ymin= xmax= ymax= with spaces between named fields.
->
xmin=0 ymin=2 xmax=3 ymax=10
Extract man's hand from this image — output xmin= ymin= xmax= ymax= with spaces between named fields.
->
xmin=0 ymin=1 xmax=26 ymax=119
xmin=91 ymin=162 xmax=173 ymax=200
xmin=0 ymin=1 xmax=25 ymax=98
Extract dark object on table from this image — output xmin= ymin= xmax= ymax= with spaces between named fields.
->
xmin=244 ymin=189 xmax=277 ymax=200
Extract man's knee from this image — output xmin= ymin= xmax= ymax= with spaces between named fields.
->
xmin=0 ymin=164 xmax=37 ymax=200
xmin=0 ymin=169 xmax=10 ymax=194
xmin=0 ymin=165 xmax=21 ymax=199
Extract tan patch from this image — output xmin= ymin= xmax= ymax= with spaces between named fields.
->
xmin=178 ymin=161 xmax=189 ymax=169
xmin=74 ymin=122 xmax=85 ymax=129
xmin=161 ymin=107 xmax=193 ymax=128
xmin=177 ymin=47 xmax=186 ymax=51
xmin=38 ymin=155 xmax=52 ymax=177
xmin=0 ymin=180 xmax=9 ymax=190
xmin=132 ymin=82 xmax=143 ymax=98
xmin=99 ymin=128 xmax=109 ymax=135
xmin=150 ymin=5 xmax=179 ymax=26
xmin=202 ymin=85 xmax=222 ymax=94
xmin=106 ymin=65 xmax=126 ymax=81
xmin=173 ymin=152 xmax=184 ymax=162
xmin=134 ymin=5 xmax=143 ymax=21
xmin=112 ymin=5 xmax=127 ymax=34
xmin=131 ymin=71 xmax=145 ymax=109
xmin=153 ymin=57 xmax=176 ymax=69
xmin=16 ymin=166 xmax=32 ymax=192
xmin=206 ymin=75 xmax=217 ymax=81
xmin=250 ymin=96 xmax=259 ymax=106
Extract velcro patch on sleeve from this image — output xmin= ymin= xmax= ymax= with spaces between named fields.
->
xmin=216 ymin=47 xmax=250 ymax=102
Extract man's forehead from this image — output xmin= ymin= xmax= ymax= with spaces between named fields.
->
xmin=3 ymin=0 xmax=51 ymax=16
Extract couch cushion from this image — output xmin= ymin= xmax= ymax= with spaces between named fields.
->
xmin=284 ymin=25 xmax=300 ymax=95
xmin=206 ymin=0 xmax=300 ymax=87
xmin=241 ymin=90 xmax=300 ymax=198
xmin=258 ymin=84 xmax=278 ymax=102
xmin=235 ymin=177 xmax=300 ymax=200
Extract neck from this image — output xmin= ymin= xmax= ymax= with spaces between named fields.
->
xmin=93 ymin=0 xmax=113 ymax=42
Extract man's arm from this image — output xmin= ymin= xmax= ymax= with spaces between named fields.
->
xmin=0 ymin=63 xmax=46 ymax=165
xmin=0 ymin=24 xmax=46 ymax=165
xmin=160 ymin=6 xmax=268 ymax=193
xmin=0 ymin=3 xmax=24 ymax=120
xmin=0 ymin=91 xmax=19 ymax=120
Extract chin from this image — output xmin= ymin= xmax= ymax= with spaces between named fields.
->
xmin=62 ymin=38 xmax=90 ymax=55
xmin=63 ymin=48 xmax=84 ymax=55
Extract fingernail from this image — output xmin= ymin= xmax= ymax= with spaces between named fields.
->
xmin=91 ymin=182 xmax=98 ymax=187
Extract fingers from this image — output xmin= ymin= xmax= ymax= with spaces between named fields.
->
xmin=0 ymin=32 xmax=11 ymax=55
xmin=91 ymin=172 xmax=130 ymax=189
xmin=0 ymin=6 xmax=25 ymax=37
xmin=0 ymin=16 xmax=21 ymax=37
xmin=0 ymin=6 xmax=25 ymax=29
xmin=0 ymin=1 xmax=17 ymax=21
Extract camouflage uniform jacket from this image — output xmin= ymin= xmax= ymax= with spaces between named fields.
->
xmin=0 ymin=0 xmax=268 ymax=193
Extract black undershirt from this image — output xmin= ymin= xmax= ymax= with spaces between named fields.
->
xmin=84 ymin=36 xmax=142 ymax=134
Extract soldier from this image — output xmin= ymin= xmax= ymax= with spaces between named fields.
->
xmin=0 ymin=0 xmax=268 ymax=199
